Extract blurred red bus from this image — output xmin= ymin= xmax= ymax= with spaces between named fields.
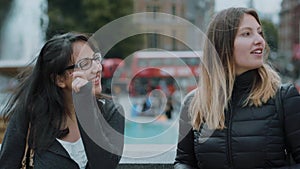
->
xmin=101 ymin=58 xmax=128 ymax=94
xmin=129 ymin=51 xmax=202 ymax=96
xmin=102 ymin=58 xmax=123 ymax=78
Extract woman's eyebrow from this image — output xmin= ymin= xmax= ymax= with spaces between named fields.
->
xmin=238 ymin=26 xmax=261 ymax=32
xmin=238 ymin=27 xmax=252 ymax=32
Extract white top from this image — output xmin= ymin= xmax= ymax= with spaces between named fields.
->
xmin=57 ymin=138 xmax=87 ymax=169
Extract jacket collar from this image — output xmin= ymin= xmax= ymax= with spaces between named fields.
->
xmin=234 ymin=69 xmax=256 ymax=91
xmin=47 ymin=139 xmax=71 ymax=159
xmin=232 ymin=69 xmax=257 ymax=105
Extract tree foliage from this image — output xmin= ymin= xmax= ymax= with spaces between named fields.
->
xmin=261 ymin=19 xmax=278 ymax=52
xmin=47 ymin=0 xmax=142 ymax=59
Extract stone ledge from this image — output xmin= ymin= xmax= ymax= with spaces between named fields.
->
xmin=117 ymin=144 xmax=175 ymax=169
xmin=117 ymin=164 xmax=173 ymax=169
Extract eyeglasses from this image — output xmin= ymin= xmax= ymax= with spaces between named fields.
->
xmin=65 ymin=53 xmax=103 ymax=70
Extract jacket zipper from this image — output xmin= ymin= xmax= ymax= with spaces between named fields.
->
xmin=226 ymin=103 xmax=233 ymax=168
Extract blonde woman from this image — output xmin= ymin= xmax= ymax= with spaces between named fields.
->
xmin=174 ymin=7 xmax=300 ymax=168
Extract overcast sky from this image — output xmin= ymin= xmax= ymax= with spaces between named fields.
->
xmin=215 ymin=0 xmax=282 ymax=13
xmin=215 ymin=0 xmax=283 ymax=23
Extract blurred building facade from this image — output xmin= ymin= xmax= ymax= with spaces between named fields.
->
xmin=279 ymin=0 xmax=300 ymax=79
xmin=132 ymin=0 xmax=215 ymax=51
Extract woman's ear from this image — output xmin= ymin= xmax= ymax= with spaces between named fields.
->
xmin=55 ymin=75 xmax=67 ymax=88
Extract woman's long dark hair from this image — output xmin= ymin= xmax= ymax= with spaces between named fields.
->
xmin=2 ymin=32 xmax=92 ymax=150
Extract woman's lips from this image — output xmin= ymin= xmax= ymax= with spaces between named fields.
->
xmin=93 ymin=76 xmax=100 ymax=85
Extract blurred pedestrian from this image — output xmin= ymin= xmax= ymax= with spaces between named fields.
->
xmin=164 ymin=97 xmax=173 ymax=119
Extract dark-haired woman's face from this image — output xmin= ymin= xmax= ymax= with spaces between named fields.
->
xmin=233 ymin=14 xmax=265 ymax=75
xmin=67 ymin=41 xmax=102 ymax=94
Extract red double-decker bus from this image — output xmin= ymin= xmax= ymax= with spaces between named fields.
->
xmin=101 ymin=58 xmax=128 ymax=94
xmin=129 ymin=50 xmax=202 ymax=96
xmin=102 ymin=58 xmax=123 ymax=78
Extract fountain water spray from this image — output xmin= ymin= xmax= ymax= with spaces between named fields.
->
xmin=0 ymin=0 xmax=48 ymax=67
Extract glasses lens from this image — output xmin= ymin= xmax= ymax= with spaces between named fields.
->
xmin=76 ymin=53 xmax=102 ymax=70
xmin=79 ymin=59 xmax=92 ymax=70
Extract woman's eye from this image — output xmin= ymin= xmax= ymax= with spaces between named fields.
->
xmin=79 ymin=60 xmax=90 ymax=67
xmin=241 ymin=32 xmax=250 ymax=36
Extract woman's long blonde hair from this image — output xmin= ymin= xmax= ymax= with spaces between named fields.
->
xmin=189 ymin=7 xmax=281 ymax=130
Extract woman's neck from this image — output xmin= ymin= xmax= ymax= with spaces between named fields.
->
xmin=59 ymin=113 xmax=80 ymax=143
xmin=61 ymin=95 xmax=80 ymax=142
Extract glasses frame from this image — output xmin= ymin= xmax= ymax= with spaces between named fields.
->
xmin=65 ymin=52 xmax=102 ymax=70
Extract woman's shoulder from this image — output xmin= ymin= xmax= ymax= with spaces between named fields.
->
xmin=96 ymin=97 xmax=124 ymax=121
xmin=280 ymin=83 xmax=299 ymax=99
xmin=96 ymin=96 xmax=121 ymax=109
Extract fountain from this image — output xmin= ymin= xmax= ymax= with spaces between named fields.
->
xmin=0 ymin=0 xmax=48 ymax=115
xmin=0 ymin=0 xmax=48 ymax=66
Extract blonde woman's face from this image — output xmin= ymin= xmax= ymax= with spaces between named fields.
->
xmin=233 ymin=14 xmax=265 ymax=75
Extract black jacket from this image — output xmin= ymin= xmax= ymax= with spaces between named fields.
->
xmin=0 ymin=83 xmax=124 ymax=169
xmin=174 ymin=70 xmax=300 ymax=169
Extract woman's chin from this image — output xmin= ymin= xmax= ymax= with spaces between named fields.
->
xmin=93 ymin=85 xmax=102 ymax=95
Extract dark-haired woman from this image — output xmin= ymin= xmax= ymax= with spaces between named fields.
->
xmin=0 ymin=32 xmax=124 ymax=169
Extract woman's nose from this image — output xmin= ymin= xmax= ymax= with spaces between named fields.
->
xmin=98 ymin=62 xmax=103 ymax=72
xmin=91 ymin=60 xmax=102 ymax=72
xmin=254 ymin=33 xmax=265 ymax=45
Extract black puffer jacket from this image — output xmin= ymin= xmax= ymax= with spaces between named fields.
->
xmin=174 ymin=70 xmax=300 ymax=169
